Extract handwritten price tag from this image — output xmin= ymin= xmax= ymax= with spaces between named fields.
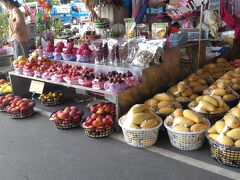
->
xmin=29 ymin=80 xmax=45 ymax=94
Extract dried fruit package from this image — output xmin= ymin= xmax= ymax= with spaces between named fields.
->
xmin=131 ymin=42 xmax=163 ymax=67
xmin=152 ymin=23 xmax=169 ymax=39
xmin=124 ymin=18 xmax=136 ymax=39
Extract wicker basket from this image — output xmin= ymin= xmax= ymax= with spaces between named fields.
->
xmin=41 ymin=98 xmax=63 ymax=106
xmin=9 ymin=107 xmax=34 ymax=119
xmin=164 ymin=115 xmax=210 ymax=150
xmin=206 ymin=133 xmax=240 ymax=167
xmin=82 ymin=124 xmax=113 ymax=138
xmin=118 ymin=115 xmax=162 ymax=148
xmin=225 ymin=99 xmax=239 ymax=108
xmin=51 ymin=111 xmax=84 ymax=130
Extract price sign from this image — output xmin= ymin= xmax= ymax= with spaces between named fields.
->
xmin=29 ymin=80 xmax=45 ymax=94
xmin=104 ymin=94 xmax=117 ymax=104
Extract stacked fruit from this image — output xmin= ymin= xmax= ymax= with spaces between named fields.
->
xmin=53 ymin=42 xmax=65 ymax=60
xmin=123 ymin=104 xmax=161 ymax=129
xmin=208 ymin=105 xmax=240 ymax=148
xmin=82 ymin=102 xmax=115 ymax=137
xmin=167 ymin=81 xmax=198 ymax=106
xmin=52 ymin=106 xmax=83 ymax=129
xmin=62 ymin=42 xmax=77 ymax=61
xmin=76 ymin=43 xmax=94 ymax=62
xmin=165 ymin=109 xmax=209 ymax=132
xmin=43 ymin=41 xmax=55 ymax=58
xmin=0 ymin=94 xmax=14 ymax=111
xmin=203 ymin=81 xmax=239 ymax=107
xmin=144 ymin=93 xmax=182 ymax=117
xmin=0 ymin=79 xmax=12 ymax=95
xmin=5 ymin=96 xmax=35 ymax=118
xmin=12 ymin=56 xmax=28 ymax=74
xmin=189 ymin=95 xmax=229 ymax=114
xmin=39 ymin=91 xmax=64 ymax=106
xmin=183 ymin=74 xmax=208 ymax=94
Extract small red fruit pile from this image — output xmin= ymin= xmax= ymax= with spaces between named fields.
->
xmin=52 ymin=106 xmax=84 ymax=129
xmin=4 ymin=96 xmax=35 ymax=114
xmin=82 ymin=113 xmax=113 ymax=129
xmin=89 ymin=102 xmax=116 ymax=115
xmin=0 ymin=94 xmax=14 ymax=110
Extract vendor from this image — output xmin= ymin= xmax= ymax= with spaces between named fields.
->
xmin=0 ymin=0 xmax=29 ymax=59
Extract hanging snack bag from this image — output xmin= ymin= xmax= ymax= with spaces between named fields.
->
xmin=152 ymin=23 xmax=169 ymax=39
xmin=124 ymin=18 xmax=136 ymax=39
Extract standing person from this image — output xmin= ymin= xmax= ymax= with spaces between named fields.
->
xmin=0 ymin=0 xmax=29 ymax=59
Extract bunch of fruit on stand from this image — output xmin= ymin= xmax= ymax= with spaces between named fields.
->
xmin=39 ymin=91 xmax=64 ymax=106
xmin=12 ymin=55 xmax=138 ymax=93
xmin=0 ymin=79 xmax=12 ymax=95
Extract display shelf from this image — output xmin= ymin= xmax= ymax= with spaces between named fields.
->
xmin=9 ymin=71 xmax=117 ymax=102
xmin=49 ymin=59 xmax=143 ymax=79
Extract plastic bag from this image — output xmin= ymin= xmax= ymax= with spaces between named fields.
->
xmin=152 ymin=23 xmax=168 ymax=39
xmin=131 ymin=42 xmax=162 ymax=67
xmin=127 ymin=37 xmax=146 ymax=62
xmin=124 ymin=18 xmax=136 ymax=38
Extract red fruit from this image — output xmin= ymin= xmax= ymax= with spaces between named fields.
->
xmin=69 ymin=110 xmax=78 ymax=118
xmin=82 ymin=122 xmax=90 ymax=127
xmin=86 ymin=118 xmax=94 ymax=125
xmin=77 ymin=48 xmax=83 ymax=55
xmin=7 ymin=97 xmax=14 ymax=101
xmin=2 ymin=99 xmax=9 ymax=104
xmin=82 ymin=49 xmax=91 ymax=56
xmin=91 ymin=113 xmax=98 ymax=119
xmin=63 ymin=107 xmax=71 ymax=114
xmin=96 ymin=116 xmax=103 ymax=122
xmin=70 ymin=106 xmax=78 ymax=110
xmin=103 ymin=117 xmax=113 ymax=126
xmin=58 ymin=112 xmax=68 ymax=120
xmin=66 ymin=42 xmax=74 ymax=49
xmin=92 ymin=119 xmax=103 ymax=128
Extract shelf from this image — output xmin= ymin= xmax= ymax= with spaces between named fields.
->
xmin=49 ymin=59 xmax=143 ymax=79
xmin=9 ymin=71 xmax=118 ymax=103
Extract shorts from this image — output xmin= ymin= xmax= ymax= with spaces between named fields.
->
xmin=12 ymin=41 xmax=29 ymax=59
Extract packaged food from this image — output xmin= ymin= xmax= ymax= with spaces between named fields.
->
xmin=124 ymin=18 xmax=136 ymax=38
xmin=127 ymin=37 xmax=146 ymax=63
xmin=136 ymin=23 xmax=149 ymax=39
xmin=131 ymin=42 xmax=162 ymax=67
xmin=152 ymin=23 xmax=168 ymax=39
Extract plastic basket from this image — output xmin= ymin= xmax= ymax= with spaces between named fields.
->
xmin=206 ymin=133 xmax=240 ymax=167
xmin=82 ymin=124 xmax=113 ymax=138
xmin=9 ymin=107 xmax=34 ymax=119
xmin=164 ymin=115 xmax=210 ymax=150
xmin=119 ymin=115 xmax=162 ymax=148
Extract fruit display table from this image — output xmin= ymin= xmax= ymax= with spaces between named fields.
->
xmin=9 ymin=43 xmax=206 ymax=124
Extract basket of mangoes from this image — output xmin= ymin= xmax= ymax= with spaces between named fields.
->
xmin=119 ymin=104 xmax=162 ymax=148
xmin=206 ymin=106 xmax=240 ymax=167
xmin=39 ymin=91 xmax=64 ymax=106
xmin=203 ymin=81 xmax=239 ymax=108
xmin=188 ymin=95 xmax=229 ymax=124
xmin=164 ymin=109 xmax=210 ymax=150
xmin=144 ymin=93 xmax=182 ymax=119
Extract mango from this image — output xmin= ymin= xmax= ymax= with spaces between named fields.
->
xmin=190 ymin=123 xmax=208 ymax=132
xmin=215 ymin=121 xmax=228 ymax=134
xmin=199 ymin=100 xmax=216 ymax=112
xmin=211 ymin=89 xmax=227 ymax=96
xmin=226 ymin=128 xmax=240 ymax=140
xmin=173 ymin=109 xmax=183 ymax=117
xmin=223 ymin=94 xmax=237 ymax=101
xmin=173 ymin=116 xmax=195 ymax=126
xmin=158 ymin=101 xmax=171 ymax=109
xmin=202 ymin=95 xmax=218 ymax=107
xmin=145 ymin=99 xmax=159 ymax=107
xmin=159 ymin=108 xmax=175 ymax=115
xmin=208 ymin=125 xmax=217 ymax=134
xmin=131 ymin=104 xmax=148 ymax=114
xmin=209 ymin=134 xmax=219 ymax=141
xmin=217 ymin=135 xmax=234 ymax=146
xmin=154 ymin=93 xmax=174 ymax=101
xmin=140 ymin=119 xmax=159 ymax=129
xmin=132 ymin=113 xmax=151 ymax=125
xmin=126 ymin=123 xmax=140 ymax=129
xmin=183 ymin=109 xmax=202 ymax=123
xmin=172 ymin=125 xmax=190 ymax=132
xmin=224 ymin=114 xmax=240 ymax=129
xmin=235 ymin=140 xmax=240 ymax=148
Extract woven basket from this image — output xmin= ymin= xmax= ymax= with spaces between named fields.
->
xmin=9 ymin=107 xmax=34 ymax=119
xmin=41 ymin=98 xmax=63 ymax=106
xmin=206 ymin=133 xmax=240 ymax=167
xmin=164 ymin=115 xmax=210 ymax=150
xmin=119 ymin=115 xmax=162 ymax=148
xmin=82 ymin=124 xmax=113 ymax=138
xmin=225 ymin=99 xmax=239 ymax=109
xmin=51 ymin=111 xmax=84 ymax=130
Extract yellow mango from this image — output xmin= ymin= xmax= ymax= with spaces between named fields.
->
xmin=202 ymin=95 xmax=218 ymax=107
xmin=183 ymin=109 xmax=202 ymax=123
xmin=132 ymin=113 xmax=151 ymax=125
xmin=208 ymin=125 xmax=217 ymax=134
xmin=140 ymin=119 xmax=159 ymax=129
xmin=224 ymin=114 xmax=240 ymax=129
xmin=235 ymin=140 xmax=240 ymax=148
xmin=190 ymin=123 xmax=208 ymax=132
xmin=217 ymin=135 xmax=234 ymax=146
xmin=159 ymin=108 xmax=175 ymax=115
xmin=211 ymin=89 xmax=227 ymax=96
xmin=226 ymin=128 xmax=240 ymax=140
xmin=215 ymin=121 xmax=228 ymax=134
xmin=199 ymin=100 xmax=216 ymax=112
xmin=173 ymin=116 xmax=195 ymax=126
xmin=173 ymin=109 xmax=183 ymax=117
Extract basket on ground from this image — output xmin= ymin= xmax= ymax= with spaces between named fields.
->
xmin=9 ymin=107 xmax=34 ymax=119
xmin=206 ymin=133 xmax=240 ymax=167
xmin=164 ymin=115 xmax=210 ymax=150
xmin=119 ymin=115 xmax=162 ymax=148
xmin=81 ymin=124 xmax=113 ymax=138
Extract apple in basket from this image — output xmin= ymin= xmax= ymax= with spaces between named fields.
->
xmin=82 ymin=114 xmax=113 ymax=128
xmin=54 ymin=106 xmax=82 ymax=121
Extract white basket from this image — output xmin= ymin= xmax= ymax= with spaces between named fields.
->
xmin=164 ymin=115 xmax=210 ymax=151
xmin=119 ymin=115 xmax=162 ymax=148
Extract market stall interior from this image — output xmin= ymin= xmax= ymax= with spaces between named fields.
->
xmin=0 ymin=0 xmax=240 ymax=175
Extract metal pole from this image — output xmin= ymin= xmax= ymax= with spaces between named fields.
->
xmin=197 ymin=3 xmax=204 ymax=69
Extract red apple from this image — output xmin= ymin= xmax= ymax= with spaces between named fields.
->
xmin=91 ymin=113 xmax=98 ymax=120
